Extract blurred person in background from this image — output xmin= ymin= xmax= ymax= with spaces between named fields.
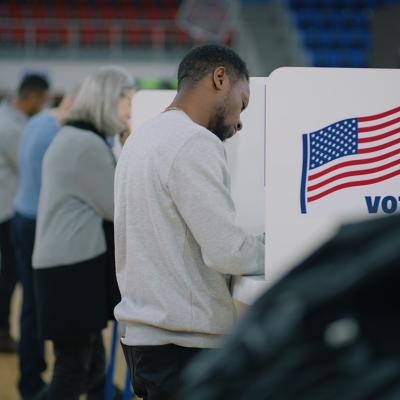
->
xmin=32 ymin=66 xmax=134 ymax=400
xmin=114 ymin=44 xmax=264 ymax=400
xmin=12 ymin=89 xmax=77 ymax=400
xmin=0 ymin=74 xmax=49 ymax=353
xmin=112 ymin=86 xmax=135 ymax=160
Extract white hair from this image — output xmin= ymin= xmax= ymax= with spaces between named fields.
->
xmin=65 ymin=66 xmax=135 ymax=137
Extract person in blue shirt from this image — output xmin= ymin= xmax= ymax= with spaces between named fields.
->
xmin=12 ymin=91 xmax=75 ymax=400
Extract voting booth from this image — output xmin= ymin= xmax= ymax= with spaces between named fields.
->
xmin=266 ymin=67 xmax=400 ymax=286
xmin=128 ymin=68 xmax=400 ymax=305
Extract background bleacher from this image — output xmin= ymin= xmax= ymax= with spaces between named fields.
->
xmin=1 ymin=0 xmax=399 ymax=66
xmin=0 ymin=0 xmax=400 ymax=94
xmin=0 ymin=0 xmax=238 ymax=52
xmin=287 ymin=0 xmax=399 ymax=67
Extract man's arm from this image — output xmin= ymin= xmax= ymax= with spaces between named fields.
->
xmin=2 ymin=126 xmax=21 ymax=171
xmin=167 ymin=133 xmax=264 ymax=276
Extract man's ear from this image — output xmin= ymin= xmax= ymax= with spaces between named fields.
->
xmin=212 ymin=66 xmax=226 ymax=91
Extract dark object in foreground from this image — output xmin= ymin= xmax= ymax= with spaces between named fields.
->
xmin=180 ymin=214 xmax=400 ymax=400
xmin=0 ymin=328 xmax=18 ymax=353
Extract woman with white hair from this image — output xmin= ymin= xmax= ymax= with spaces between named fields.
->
xmin=32 ymin=66 xmax=134 ymax=400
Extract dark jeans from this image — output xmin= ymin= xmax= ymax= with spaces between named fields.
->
xmin=11 ymin=213 xmax=46 ymax=398
xmin=46 ymin=333 xmax=106 ymax=400
xmin=0 ymin=218 xmax=18 ymax=329
xmin=122 ymin=343 xmax=205 ymax=400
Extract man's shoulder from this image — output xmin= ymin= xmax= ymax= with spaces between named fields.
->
xmin=123 ymin=111 xmax=224 ymax=167
xmin=0 ymin=102 xmax=26 ymax=131
xmin=20 ymin=113 xmax=59 ymax=152
xmin=146 ymin=111 xmax=221 ymax=148
xmin=0 ymin=114 xmax=23 ymax=140
xmin=22 ymin=112 xmax=55 ymax=137
xmin=27 ymin=111 xmax=56 ymax=129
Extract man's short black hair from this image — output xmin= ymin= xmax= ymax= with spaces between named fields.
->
xmin=177 ymin=44 xmax=249 ymax=90
xmin=18 ymin=74 xmax=50 ymax=98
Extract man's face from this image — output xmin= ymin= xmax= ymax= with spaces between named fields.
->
xmin=209 ymin=77 xmax=250 ymax=141
xmin=26 ymin=90 xmax=50 ymax=116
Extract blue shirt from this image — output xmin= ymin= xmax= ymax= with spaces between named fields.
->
xmin=14 ymin=112 xmax=60 ymax=219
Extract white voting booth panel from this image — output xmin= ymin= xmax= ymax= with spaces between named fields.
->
xmin=266 ymin=67 xmax=400 ymax=286
xmin=129 ymin=78 xmax=267 ymax=304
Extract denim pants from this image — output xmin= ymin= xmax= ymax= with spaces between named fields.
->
xmin=11 ymin=213 xmax=46 ymax=398
xmin=0 ymin=218 xmax=18 ymax=330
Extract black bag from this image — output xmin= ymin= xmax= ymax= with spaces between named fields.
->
xmin=180 ymin=214 xmax=400 ymax=400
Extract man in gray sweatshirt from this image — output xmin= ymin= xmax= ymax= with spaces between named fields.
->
xmin=114 ymin=45 xmax=264 ymax=400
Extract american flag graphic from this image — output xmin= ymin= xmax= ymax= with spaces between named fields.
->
xmin=300 ymin=106 xmax=400 ymax=213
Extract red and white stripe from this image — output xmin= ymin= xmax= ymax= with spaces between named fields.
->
xmin=307 ymin=106 xmax=400 ymax=203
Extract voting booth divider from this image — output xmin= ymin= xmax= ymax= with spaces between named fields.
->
xmin=266 ymin=67 xmax=400 ymax=287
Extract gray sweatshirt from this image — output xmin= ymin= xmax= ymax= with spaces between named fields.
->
xmin=33 ymin=125 xmax=115 ymax=268
xmin=114 ymin=110 xmax=264 ymax=349
xmin=0 ymin=101 xmax=27 ymax=222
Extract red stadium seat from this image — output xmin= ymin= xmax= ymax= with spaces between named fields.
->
xmin=56 ymin=25 xmax=69 ymax=46
xmin=121 ymin=8 xmax=139 ymax=20
xmin=146 ymin=8 xmax=163 ymax=19
xmin=172 ymin=27 xmax=191 ymax=47
xmin=77 ymin=6 xmax=92 ymax=19
xmin=122 ymin=26 xmax=152 ymax=47
xmin=36 ymin=26 xmax=51 ymax=46
xmin=80 ymin=26 xmax=112 ymax=47
xmin=0 ymin=5 xmax=10 ymax=18
xmin=32 ymin=5 xmax=48 ymax=18
xmin=79 ymin=27 xmax=97 ymax=47
xmin=52 ymin=5 xmax=70 ymax=19
xmin=0 ymin=26 xmax=10 ymax=45
xmin=10 ymin=4 xmax=23 ymax=18
xmin=123 ymin=27 xmax=143 ymax=46
xmin=98 ymin=6 xmax=115 ymax=19
xmin=34 ymin=25 xmax=69 ymax=47
xmin=11 ymin=26 xmax=25 ymax=46
xmin=164 ymin=8 xmax=177 ymax=19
